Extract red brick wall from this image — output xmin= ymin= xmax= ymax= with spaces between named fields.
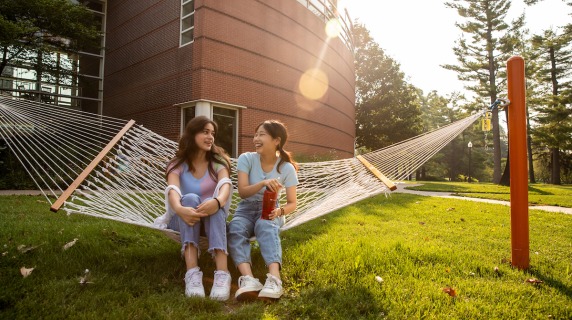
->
xmin=104 ymin=0 xmax=355 ymax=158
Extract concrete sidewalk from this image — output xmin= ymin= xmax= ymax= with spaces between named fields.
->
xmin=394 ymin=183 xmax=572 ymax=215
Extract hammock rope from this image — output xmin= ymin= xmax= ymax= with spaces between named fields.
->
xmin=0 ymin=95 xmax=484 ymax=231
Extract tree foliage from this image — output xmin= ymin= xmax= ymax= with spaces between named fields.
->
xmin=0 ymin=0 xmax=101 ymax=79
xmin=353 ymin=23 xmax=422 ymax=151
xmin=529 ymin=28 xmax=572 ymax=184
xmin=443 ymin=0 xmax=525 ymax=184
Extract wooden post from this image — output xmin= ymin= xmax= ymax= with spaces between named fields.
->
xmin=50 ymin=120 xmax=136 ymax=212
xmin=507 ymin=56 xmax=529 ymax=269
xmin=356 ymin=155 xmax=397 ymax=191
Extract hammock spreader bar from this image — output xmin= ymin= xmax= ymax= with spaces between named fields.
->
xmin=356 ymin=155 xmax=397 ymax=191
xmin=50 ymin=120 xmax=137 ymax=212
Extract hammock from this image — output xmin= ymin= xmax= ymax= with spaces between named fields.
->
xmin=0 ymin=95 xmax=483 ymax=231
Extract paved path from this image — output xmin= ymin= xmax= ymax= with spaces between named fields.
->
xmin=394 ymin=183 xmax=572 ymax=215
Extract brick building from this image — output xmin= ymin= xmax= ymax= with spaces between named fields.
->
xmin=104 ymin=0 xmax=355 ymax=158
xmin=1 ymin=0 xmax=356 ymax=159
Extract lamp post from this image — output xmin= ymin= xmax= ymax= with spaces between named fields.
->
xmin=468 ymin=141 xmax=473 ymax=183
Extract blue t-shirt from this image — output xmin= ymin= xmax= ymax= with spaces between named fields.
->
xmin=169 ymin=162 xmax=224 ymax=202
xmin=237 ymin=152 xmax=298 ymax=202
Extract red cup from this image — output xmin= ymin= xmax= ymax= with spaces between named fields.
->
xmin=261 ymin=188 xmax=277 ymax=220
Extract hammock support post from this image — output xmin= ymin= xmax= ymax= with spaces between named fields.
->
xmin=356 ymin=155 xmax=397 ymax=191
xmin=50 ymin=120 xmax=137 ymax=212
xmin=507 ymin=56 xmax=529 ymax=270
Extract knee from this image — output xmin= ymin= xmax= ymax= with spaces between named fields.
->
xmin=180 ymin=193 xmax=200 ymax=207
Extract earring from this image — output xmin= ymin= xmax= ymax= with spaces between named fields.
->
xmin=276 ymin=150 xmax=280 ymax=157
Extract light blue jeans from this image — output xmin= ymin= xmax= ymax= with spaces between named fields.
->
xmin=228 ymin=200 xmax=283 ymax=268
xmin=167 ymin=193 xmax=228 ymax=256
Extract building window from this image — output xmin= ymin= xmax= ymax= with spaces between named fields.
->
xmin=180 ymin=0 xmax=194 ymax=46
xmin=181 ymin=104 xmax=238 ymax=158
xmin=213 ymin=107 xmax=238 ymax=158
xmin=183 ymin=106 xmax=196 ymax=128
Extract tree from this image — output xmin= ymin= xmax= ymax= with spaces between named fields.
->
xmin=0 ymin=0 xmax=100 ymax=86
xmin=443 ymin=0 xmax=525 ymax=184
xmin=353 ymin=23 xmax=422 ymax=151
xmin=529 ymin=28 xmax=572 ymax=184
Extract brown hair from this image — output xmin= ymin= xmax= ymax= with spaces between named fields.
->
xmin=167 ymin=116 xmax=231 ymax=181
xmin=256 ymin=120 xmax=298 ymax=173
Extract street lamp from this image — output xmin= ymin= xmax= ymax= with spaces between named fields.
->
xmin=468 ymin=141 xmax=473 ymax=183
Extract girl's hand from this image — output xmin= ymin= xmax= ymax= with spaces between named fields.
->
xmin=264 ymin=178 xmax=283 ymax=193
xmin=269 ymin=207 xmax=282 ymax=220
xmin=196 ymin=198 xmax=220 ymax=216
xmin=178 ymin=207 xmax=208 ymax=226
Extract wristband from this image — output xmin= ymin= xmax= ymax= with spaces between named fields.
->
xmin=213 ymin=198 xmax=221 ymax=210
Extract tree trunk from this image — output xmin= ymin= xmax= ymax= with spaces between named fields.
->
xmin=551 ymin=148 xmax=561 ymax=185
xmin=525 ymin=102 xmax=535 ymax=183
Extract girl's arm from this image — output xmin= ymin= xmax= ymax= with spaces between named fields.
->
xmin=269 ymin=185 xmax=297 ymax=220
xmin=236 ymin=171 xmax=282 ymax=199
xmin=167 ymin=172 xmax=207 ymax=225
xmin=196 ymin=167 xmax=231 ymax=215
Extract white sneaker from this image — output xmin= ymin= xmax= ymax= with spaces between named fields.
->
xmin=258 ymin=273 xmax=283 ymax=299
xmin=184 ymin=267 xmax=205 ymax=298
xmin=235 ymin=275 xmax=264 ymax=301
xmin=209 ymin=270 xmax=231 ymax=301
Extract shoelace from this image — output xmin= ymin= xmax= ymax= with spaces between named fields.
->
xmin=213 ymin=272 xmax=229 ymax=287
xmin=264 ymin=277 xmax=278 ymax=290
xmin=186 ymin=271 xmax=202 ymax=286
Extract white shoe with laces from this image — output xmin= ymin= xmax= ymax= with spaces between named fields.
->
xmin=184 ymin=267 xmax=205 ymax=298
xmin=235 ymin=275 xmax=264 ymax=301
xmin=209 ymin=270 xmax=231 ymax=301
xmin=258 ymin=273 xmax=283 ymax=299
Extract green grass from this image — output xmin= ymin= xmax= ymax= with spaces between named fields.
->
xmin=1 ymin=194 xmax=571 ymax=319
xmin=407 ymin=181 xmax=572 ymax=208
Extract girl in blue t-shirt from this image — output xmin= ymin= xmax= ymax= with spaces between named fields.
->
xmin=165 ymin=116 xmax=232 ymax=300
xmin=228 ymin=120 xmax=299 ymax=301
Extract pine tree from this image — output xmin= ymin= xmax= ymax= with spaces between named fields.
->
xmin=529 ymin=28 xmax=572 ymax=185
xmin=443 ymin=0 xmax=525 ymax=184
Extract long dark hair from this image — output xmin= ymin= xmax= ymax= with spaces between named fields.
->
xmin=256 ymin=120 xmax=298 ymax=173
xmin=167 ymin=116 xmax=231 ymax=181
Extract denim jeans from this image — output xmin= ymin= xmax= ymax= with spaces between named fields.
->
xmin=228 ymin=200 xmax=284 ymax=268
xmin=167 ymin=193 xmax=228 ymax=256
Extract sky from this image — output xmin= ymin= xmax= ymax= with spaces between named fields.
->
xmin=338 ymin=0 xmax=570 ymax=99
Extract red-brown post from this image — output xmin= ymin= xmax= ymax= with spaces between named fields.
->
xmin=507 ymin=56 xmax=529 ymax=269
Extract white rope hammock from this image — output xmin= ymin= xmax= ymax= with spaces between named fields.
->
xmin=0 ymin=95 xmax=483 ymax=231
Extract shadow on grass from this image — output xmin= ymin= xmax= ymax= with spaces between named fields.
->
xmin=527 ymin=268 xmax=572 ymax=299
xmin=527 ymin=186 xmax=553 ymax=196
xmin=277 ymin=285 xmax=386 ymax=319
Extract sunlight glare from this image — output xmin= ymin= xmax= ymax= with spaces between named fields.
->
xmin=298 ymin=68 xmax=329 ymax=100
xmin=325 ymin=18 xmax=342 ymax=38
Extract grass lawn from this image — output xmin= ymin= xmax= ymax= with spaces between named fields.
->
xmin=1 ymin=194 xmax=571 ymax=319
xmin=406 ymin=181 xmax=572 ymax=208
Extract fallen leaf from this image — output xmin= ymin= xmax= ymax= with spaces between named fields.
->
xmin=419 ymin=221 xmax=425 ymax=225
xmin=494 ymin=266 xmax=499 ymax=273
xmin=446 ymin=207 xmax=455 ymax=211
xmin=20 ymin=266 xmax=34 ymax=278
xmin=375 ymin=276 xmax=383 ymax=283
xmin=2 ymin=251 xmax=7 ymax=256
xmin=17 ymin=244 xmax=41 ymax=254
xmin=445 ymin=268 xmax=450 ymax=273
xmin=442 ymin=286 xmax=457 ymax=297
xmin=525 ymin=278 xmax=543 ymax=285
xmin=79 ymin=269 xmax=93 ymax=285
xmin=63 ymin=238 xmax=79 ymax=251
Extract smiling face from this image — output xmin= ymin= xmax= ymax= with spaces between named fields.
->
xmin=253 ymin=125 xmax=280 ymax=155
xmin=195 ymin=123 xmax=215 ymax=152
